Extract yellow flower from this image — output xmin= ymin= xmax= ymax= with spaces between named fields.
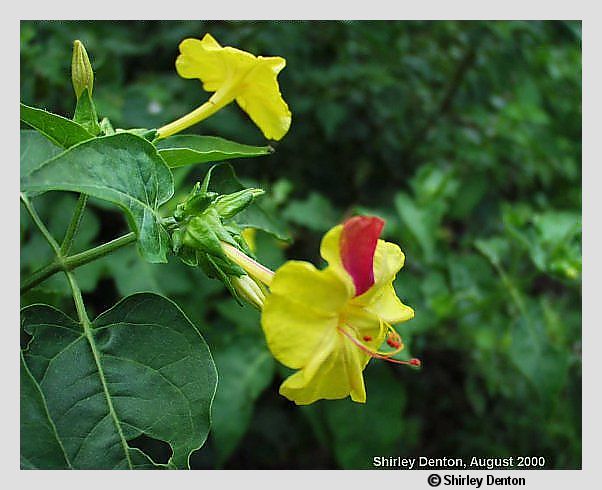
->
xmin=157 ymin=33 xmax=291 ymax=141
xmin=260 ymin=216 xmax=418 ymax=405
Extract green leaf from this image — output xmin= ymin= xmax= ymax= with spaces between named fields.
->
xmin=156 ymin=135 xmax=273 ymax=168
xmin=20 ymin=130 xmax=62 ymax=180
xmin=475 ymin=237 xmax=510 ymax=268
xmin=104 ymin=247 xmax=194 ymax=297
xmin=20 ymin=133 xmax=174 ymax=263
xmin=20 ymin=103 xmax=94 ymax=149
xmin=394 ymin=192 xmax=438 ymax=263
xmin=283 ymin=192 xmax=340 ymax=233
xmin=509 ymin=316 xmax=570 ymax=400
xmin=21 ymin=293 xmax=218 ymax=469
xmin=211 ymin=335 xmax=275 ymax=466
xmin=20 ymin=353 xmax=70 ymax=469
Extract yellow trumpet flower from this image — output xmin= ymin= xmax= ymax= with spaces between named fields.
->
xmin=223 ymin=216 xmax=419 ymax=405
xmin=157 ymin=33 xmax=291 ymax=141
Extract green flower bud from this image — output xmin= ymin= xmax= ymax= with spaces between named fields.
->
xmin=71 ymin=40 xmax=94 ymax=99
xmin=232 ymin=275 xmax=266 ymax=310
xmin=213 ymin=188 xmax=265 ymax=219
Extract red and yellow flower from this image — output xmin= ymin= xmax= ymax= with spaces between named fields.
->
xmin=223 ymin=216 xmax=419 ymax=405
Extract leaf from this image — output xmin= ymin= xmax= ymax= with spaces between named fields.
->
xmin=20 ymin=130 xmax=62 ymax=180
xmin=475 ymin=237 xmax=510 ymax=268
xmin=20 ymin=353 xmax=70 ymax=469
xmin=20 ymin=103 xmax=94 ymax=148
xmin=20 ymin=133 xmax=174 ymax=263
xmin=104 ymin=247 xmax=194 ymax=297
xmin=210 ymin=335 xmax=275 ymax=466
xmin=509 ymin=316 xmax=570 ymax=400
xmin=21 ymin=293 xmax=218 ymax=469
xmin=204 ymin=164 xmax=290 ymax=242
xmin=394 ymin=192 xmax=437 ymax=263
xmin=156 ymin=135 xmax=273 ymax=168
xmin=283 ymin=192 xmax=340 ymax=233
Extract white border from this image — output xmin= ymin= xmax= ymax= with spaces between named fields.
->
xmin=5 ymin=2 xmax=599 ymax=489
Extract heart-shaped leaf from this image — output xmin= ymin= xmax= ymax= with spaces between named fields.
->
xmin=20 ymin=103 xmax=94 ymax=149
xmin=21 ymin=293 xmax=218 ymax=469
xmin=156 ymin=135 xmax=273 ymax=168
xmin=20 ymin=133 xmax=174 ymax=263
xmin=20 ymin=353 xmax=71 ymax=469
xmin=20 ymin=130 xmax=62 ymax=180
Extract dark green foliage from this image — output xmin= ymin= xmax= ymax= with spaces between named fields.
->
xmin=21 ymin=20 xmax=581 ymax=469
xmin=21 ymin=293 xmax=217 ymax=469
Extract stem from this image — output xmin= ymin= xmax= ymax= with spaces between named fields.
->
xmin=64 ymin=270 xmax=133 ymax=469
xmin=221 ymin=241 xmax=275 ymax=286
xmin=66 ymin=232 xmax=136 ymax=269
xmin=60 ymin=193 xmax=88 ymax=255
xmin=20 ymin=193 xmax=61 ymax=255
xmin=21 ymin=193 xmax=133 ymax=466
xmin=21 ymin=232 xmax=137 ymax=295
xmin=20 ymin=260 xmax=61 ymax=295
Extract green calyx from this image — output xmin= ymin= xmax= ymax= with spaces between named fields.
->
xmin=171 ymin=174 xmax=265 ymax=304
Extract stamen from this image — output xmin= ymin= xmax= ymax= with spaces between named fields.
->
xmin=337 ymin=326 xmax=420 ymax=368
xmin=386 ymin=330 xmax=402 ymax=349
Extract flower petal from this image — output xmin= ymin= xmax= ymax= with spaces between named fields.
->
xmin=175 ymin=35 xmax=255 ymax=92
xmin=236 ymin=57 xmax=292 ymax=140
xmin=279 ymin=332 xmax=367 ymax=405
xmin=319 ymin=224 xmax=355 ymax=291
xmin=353 ymin=239 xmax=406 ymax=305
xmin=365 ymin=283 xmax=414 ymax=324
xmin=340 ymin=216 xmax=384 ymax=296
xmin=261 ymin=261 xmax=351 ymax=369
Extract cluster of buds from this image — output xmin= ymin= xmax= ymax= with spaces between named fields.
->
xmin=171 ymin=171 xmax=267 ymax=308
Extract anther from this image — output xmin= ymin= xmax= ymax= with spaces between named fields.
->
xmin=409 ymin=358 xmax=421 ymax=367
xmin=386 ymin=330 xmax=402 ymax=349
xmin=363 ymin=335 xmax=372 ymax=342
xmin=386 ymin=338 xmax=401 ymax=348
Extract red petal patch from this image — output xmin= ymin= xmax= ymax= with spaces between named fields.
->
xmin=340 ymin=216 xmax=384 ymax=296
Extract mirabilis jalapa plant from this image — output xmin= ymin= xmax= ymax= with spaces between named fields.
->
xmin=20 ymin=34 xmax=419 ymax=469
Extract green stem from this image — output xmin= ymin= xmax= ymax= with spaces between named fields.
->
xmin=64 ymin=270 xmax=133 ymax=469
xmin=21 ymin=232 xmax=137 ymax=295
xmin=20 ymin=260 xmax=61 ymax=295
xmin=60 ymin=193 xmax=88 ymax=255
xmin=20 ymin=193 xmax=61 ymax=255
xmin=22 ymin=193 xmax=133 ymax=467
xmin=66 ymin=232 xmax=136 ymax=269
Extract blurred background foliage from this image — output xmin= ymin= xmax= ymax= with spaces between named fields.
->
xmin=20 ymin=20 xmax=581 ymax=469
